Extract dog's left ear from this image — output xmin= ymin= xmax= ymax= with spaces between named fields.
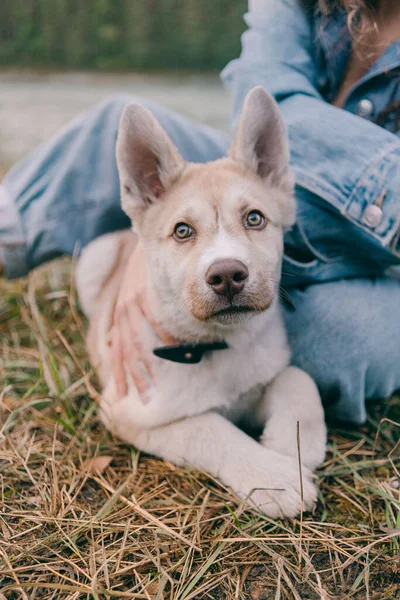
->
xmin=229 ymin=87 xmax=295 ymax=227
xmin=116 ymin=103 xmax=185 ymax=220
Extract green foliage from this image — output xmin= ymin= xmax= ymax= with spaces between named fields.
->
xmin=0 ymin=0 xmax=247 ymax=70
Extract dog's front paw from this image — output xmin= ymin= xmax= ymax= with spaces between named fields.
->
xmin=261 ymin=420 xmax=326 ymax=472
xmin=225 ymin=450 xmax=317 ymax=519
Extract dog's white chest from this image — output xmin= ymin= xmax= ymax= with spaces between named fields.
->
xmin=127 ymin=308 xmax=290 ymax=429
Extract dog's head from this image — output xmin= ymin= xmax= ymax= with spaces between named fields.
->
xmin=116 ymin=87 xmax=295 ymax=335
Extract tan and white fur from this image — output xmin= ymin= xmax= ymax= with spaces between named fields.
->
xmin=76 ymin=87 xmax=326 ymax=518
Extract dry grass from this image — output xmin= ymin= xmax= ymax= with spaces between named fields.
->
xmin=1 ymin=258 xmax=399 ymax=600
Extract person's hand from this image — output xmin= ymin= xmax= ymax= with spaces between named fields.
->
xmin=108 ymin=243 xmax=178 ymax=400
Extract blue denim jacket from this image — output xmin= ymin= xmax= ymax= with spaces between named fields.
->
xmin=2 ymin=0 xmax=400 ymax=287
xmin=222 ymin=0 xmax=400 ymax=287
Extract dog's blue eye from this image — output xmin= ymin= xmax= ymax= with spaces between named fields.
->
xmin=245 ymin=210 xmax=266 ymax=229
xmin=174 ymin=222 xmax=193 ymax=240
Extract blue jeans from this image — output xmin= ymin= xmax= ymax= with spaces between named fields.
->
xmin=2 ymin=95 xmax=399 ymax=423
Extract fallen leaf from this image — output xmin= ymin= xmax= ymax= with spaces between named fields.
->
xmin=145 ymin=581 xmax=159 ymax=594
xmin=83 ymin=455 xmax=113 ymax=474
xmin=26 ymin=495 xmax=42 ymax=506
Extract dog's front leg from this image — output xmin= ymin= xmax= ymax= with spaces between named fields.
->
xmin=101 ymin=401 xmax=317 ymax=518
xmin=257 ymin=366 xmax=327 ymax=471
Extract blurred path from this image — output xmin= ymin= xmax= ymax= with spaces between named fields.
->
xmin=0 ymin=71 xmax=230 ymax=174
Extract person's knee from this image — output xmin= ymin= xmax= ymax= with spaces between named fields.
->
xmin=96 ymin=94 xmax=139 ymax=118
xmin=286 ymin=279 xmax=400 ymax=405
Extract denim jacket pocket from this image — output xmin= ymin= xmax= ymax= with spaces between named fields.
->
xmin=282 ymin=217 xmax=345 ymax=288
xmin=282 ymin=252 xmax=385 ymax=289
xmin=281 ymin=254 xmax=321 ymax=289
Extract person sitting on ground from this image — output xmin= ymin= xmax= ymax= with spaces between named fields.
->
xmin=1 ymin=0 xmax=399 ymax=424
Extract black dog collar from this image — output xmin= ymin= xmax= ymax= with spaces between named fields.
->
xmin=152 ymin=290 xmax=295 ymax=365
xmin=153 ymin=341 xmax=229 ymax=364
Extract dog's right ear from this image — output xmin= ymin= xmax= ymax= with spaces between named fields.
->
xmin=229 ymin=87 xmax=295 ymax=228
xmin=229 ymin=87 xmax=290 ymax=185
xmin=116 ymin=104 xmax=185 ymax=220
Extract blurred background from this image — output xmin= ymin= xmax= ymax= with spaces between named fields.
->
xmin=0 ymin=0 xmax=247 ymax=177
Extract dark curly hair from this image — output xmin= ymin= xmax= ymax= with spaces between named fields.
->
xmin=305 ymin=0 xmax=399 ymax=131
xmin=318 ymin=1 xmax=378 ymax=36
xmin=304 ymin=0 xmax=378 ymax=39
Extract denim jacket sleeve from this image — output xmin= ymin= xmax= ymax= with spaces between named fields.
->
xmin=221 ymin=0 xmax=400 ymax=266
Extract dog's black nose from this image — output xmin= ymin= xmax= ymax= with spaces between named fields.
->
xmin=206 ymin=259 xmax=249 ymax=298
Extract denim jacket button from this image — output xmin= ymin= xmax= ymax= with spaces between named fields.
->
xmin=363 ymin=204 xmax=383 ymax=228
xmin=356 ymin=99 xmax=374 ymax=118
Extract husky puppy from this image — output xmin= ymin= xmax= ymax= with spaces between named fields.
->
xmin=76 ymin=87 xmax=326 ymax=518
